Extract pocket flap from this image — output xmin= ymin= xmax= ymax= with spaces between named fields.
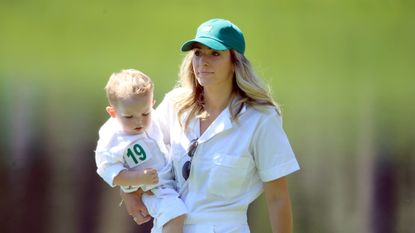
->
xmin=212 ymin=154 xmax=251 ymax=169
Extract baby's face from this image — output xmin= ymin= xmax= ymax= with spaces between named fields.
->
xmin=114 ymin=93 xmax=153 ymax=135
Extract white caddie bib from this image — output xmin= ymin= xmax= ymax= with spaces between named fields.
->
xmin=123 ymin=139 xmax=153 ymax=169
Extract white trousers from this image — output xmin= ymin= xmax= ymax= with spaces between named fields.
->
xmin=183 ymin=223 xmax=250 ymax=233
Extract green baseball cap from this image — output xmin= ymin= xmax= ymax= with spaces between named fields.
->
xmin=181 ymin=18 xmax=245 ymax=54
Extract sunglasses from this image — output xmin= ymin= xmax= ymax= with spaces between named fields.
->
xmin=182 ymin=138 xmax=199 ymax=180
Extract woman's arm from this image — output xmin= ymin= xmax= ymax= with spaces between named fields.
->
xmin=263 ymin=176 xmax=293 ymax=233
xmin=120 ymin=189 xmax=152 ymax=224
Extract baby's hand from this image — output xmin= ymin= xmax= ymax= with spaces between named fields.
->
xmin=139 ymin=168 xmax=159 ymax=185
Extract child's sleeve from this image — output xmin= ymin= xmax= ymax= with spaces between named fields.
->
xmin=95 ymin=150 xmax=126 ymax=187
xmin=95 ymin=124 xmax=126 ymax=188
xmin=95 ymin=119 xmax=126 ymax=187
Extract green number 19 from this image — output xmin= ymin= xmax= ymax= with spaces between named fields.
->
xmin=126 ymin=144 xmax=147 ymax=164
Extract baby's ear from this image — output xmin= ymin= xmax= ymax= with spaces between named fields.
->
xmin=152 ymin=99 xmax=156 ymax=107
xmin=106 ymin=106 xmax=117 ymax=118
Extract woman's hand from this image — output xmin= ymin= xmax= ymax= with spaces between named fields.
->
xmin=120 ymin=189 xmax=152 ymax=224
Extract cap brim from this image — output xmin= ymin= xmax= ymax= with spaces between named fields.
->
xmin=181 ymin=37 xmax=228 ymax=52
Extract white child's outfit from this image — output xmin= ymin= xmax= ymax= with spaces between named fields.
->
xmin=95 ymin=110 xmax=187 ymax=233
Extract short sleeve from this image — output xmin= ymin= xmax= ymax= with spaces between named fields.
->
xmin=95 ymin=151 xmax=126 ymax=187
xmin=95 ymin=120 xmax=127 ymax=187
xmin=252 ymin=112 xmax=300 ymax=182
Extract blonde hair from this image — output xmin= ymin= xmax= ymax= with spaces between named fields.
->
xmin=105 ymin=69 xmax=153 ymax=106
xmin=174 ymin=50 xmax=280 ymax=130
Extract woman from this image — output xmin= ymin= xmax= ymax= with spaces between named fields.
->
xmin=123 ymin=18 xmax=300 ymax=233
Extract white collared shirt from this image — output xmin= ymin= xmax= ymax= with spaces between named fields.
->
xmin=156 ymin=89 xmax=300 ymax=227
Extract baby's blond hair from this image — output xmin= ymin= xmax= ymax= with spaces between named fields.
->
xmin=105 ymin=69 xmax=153 ymax=106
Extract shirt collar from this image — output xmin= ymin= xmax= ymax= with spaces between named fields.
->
xmin=187 ymin=103 xmax=247 ymax=143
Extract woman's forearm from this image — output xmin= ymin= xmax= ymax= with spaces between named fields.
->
xmin=120 ymin=188 xmax=152 ymax=224
xmin=267 ymin=194 xmax=293 ymax=233
xmin=264 ymin=177 xmax=293 ymax=233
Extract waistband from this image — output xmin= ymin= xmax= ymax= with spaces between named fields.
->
xmin=185 ymin=212 xmax=247 ymax=225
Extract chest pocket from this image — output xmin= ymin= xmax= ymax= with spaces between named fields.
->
xmin=123 ymin=140 xmax=152 ymax=168
xmin=206 ymin=154 xmax=252 ymax=198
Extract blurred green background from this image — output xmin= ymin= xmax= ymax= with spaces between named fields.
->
xmin=1 ymin=0 xmax=414 ymax=233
